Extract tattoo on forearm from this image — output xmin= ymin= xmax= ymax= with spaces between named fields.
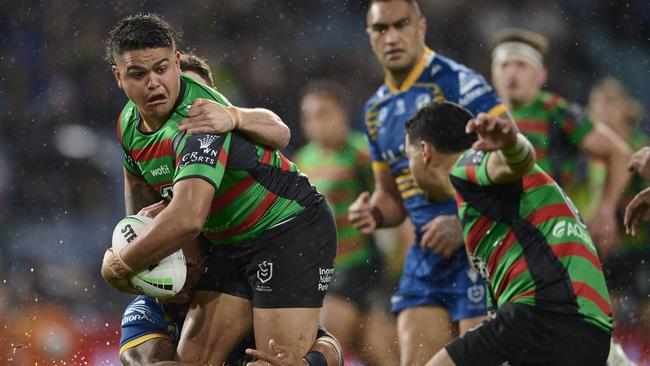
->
xmin=126 ymin=180 xmax=161 ymax=215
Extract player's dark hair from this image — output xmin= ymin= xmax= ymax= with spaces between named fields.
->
xmin=368 ymin=0 xmax=422 ymax=16
xmin=405 ymin=101 xmax=477 ymax=153
xmin=300 ymin=80 xmax=349 ymax=112
xmin=105 ymin=13 xmax=180 ymax=66
xmin=492 ymin=28 xmax=550 ymax=56
xmin=180 ymin=52 xmax=214 ymax=87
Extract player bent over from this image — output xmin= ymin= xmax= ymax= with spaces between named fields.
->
xmin=100 ymin=14 xmax=337 ymax=365
xmin=404 ymin=101 xmax=611 ymax=365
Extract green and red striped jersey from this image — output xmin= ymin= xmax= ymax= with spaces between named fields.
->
xmin=118 ymin=74 xmax=322 ymax=245
xmin=294 ymin=131 xmax=374 ymax=270
xmin=449 ymin=149 xmax=612 ymax=333
xmin=511 ymin=91 xmax=594 ymax=188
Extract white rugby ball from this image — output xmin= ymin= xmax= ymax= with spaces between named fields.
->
xmin=111 ymin=215 xmax=187 ymax=299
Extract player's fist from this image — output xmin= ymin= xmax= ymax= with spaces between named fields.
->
xmin=466 ymin=113 xmax=518 ymax=152
xmin=628 ymin=147 xmax=650 ymax=180
xmin=420 ymin=215 xmax=464 ymax=257
xmin=349 ymin=192 xmax=379 ymax=235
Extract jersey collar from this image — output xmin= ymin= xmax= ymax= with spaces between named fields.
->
xmin=385 ymin=47 xmax=434 ymax=94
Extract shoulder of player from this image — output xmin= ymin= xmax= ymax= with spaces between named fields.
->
xmin=117 ymin=101 xmax=140 ymax=142
xmin=182 ymin=74 xmax=230 ymax=105
xmin=539 ymin=90 xmax=569 ymax=111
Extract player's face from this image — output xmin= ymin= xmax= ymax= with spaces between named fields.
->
xmin=588 ymin=88 xmax=628 ymax=130
xmin=367 ymin=1 xmax=426 ymax=75
xmin=300 ymin=94 xmax=348 ymax=148
xmin=184 ymin=70 xmax=210 ymax=86
xmin=405 ymin=135 xmax=429 ymax=193
xmin=492 ymin=58 xmax=544 ymax=106
xmin=113 ymin=47 xmax=181 ymax=124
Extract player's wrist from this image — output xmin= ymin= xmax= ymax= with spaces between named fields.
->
xmin=105 ymin=249 xmax=134 ymax=279
xmin=224 ymin=105 xmax=241 ymax=131
xmin=498 ymin=133 xmax=532 ymax=167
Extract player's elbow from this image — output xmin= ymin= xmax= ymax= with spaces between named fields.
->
xmin=274 ymin=115 xmax=291 ymax=149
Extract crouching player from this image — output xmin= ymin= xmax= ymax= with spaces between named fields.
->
xmin=404 ymin=101 xmax=612 ymax=365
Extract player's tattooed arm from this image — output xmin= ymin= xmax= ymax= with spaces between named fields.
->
xmin=124 ymin=168 xmax=162 ymax=215
xmin=120 ymin=337 xmax=175 ymax=365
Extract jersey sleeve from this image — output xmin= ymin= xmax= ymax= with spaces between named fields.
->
xmin=558 ymin=101 xmax=594 ymax=147
xmin=440 ymin=68 xmax=506 ymax=118
xmin=116 ymin=113 xmax=143 ymax=177
xmin=173 ymin=132 xmax=232 ymax=189
xmin=450 ymin=150 xmax=492 ymax=186
xmin=362 ymin=102 xmax=389 ymax=172
xmin=119 ymin=296 xmax=174 ymax=355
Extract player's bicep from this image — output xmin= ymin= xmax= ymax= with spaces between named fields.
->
xmin=124 ymin=168 xmax=162 ymax=215
xmin=120 ymin=336 xmax=175 ymax=366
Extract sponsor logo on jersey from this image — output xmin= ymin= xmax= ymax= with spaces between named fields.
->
xmin=459 ymin=85 xmax=492 ymax=106
xmin=395 ymin=99 xmax=406 ymax=116
xmin=378 ymin=107 xmax=389 ymax=125
xmin=551 ymin=220 xmax=594 ymax=249
xmin=416 ymin=93 xmax=431 ymax=110
xmin=178 ymin=134 xmax=222 ymax=169
xmin=150 ymin=164 xmax=171 ymax=177
xmin=318 ymin=267 xmax=334 ymax=291
xmin=121 ymin=299 xmax=155 ymax=325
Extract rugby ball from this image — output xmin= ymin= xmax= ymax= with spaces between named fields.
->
xmin=111 ymin=215 xmax=187 ymax=299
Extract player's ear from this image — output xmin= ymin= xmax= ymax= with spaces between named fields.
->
xmin=418 ymin=16 xmax=427 ymax=42
xmin=174 ymin=51 xmax=181 ymax=75
xmin=112 ymin=66 xmax=123 ymax=90
xmin=420 ymin=140 xmax=432 ymax=164
xmin=537 ymin=68 xmax=549 ymax=88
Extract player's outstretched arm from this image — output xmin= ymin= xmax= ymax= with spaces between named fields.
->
xmin=466 ymin=112 xmax=536 ymax=184
xmin=101 ymin=178 xmax=213 ymax=293
xmin=629 ymin=146 xmax=650 ymax=180
xmin=580 ymin=123 xmax=631 ymax=254
xmin=178 ymin=98 xmax=291 ymax=149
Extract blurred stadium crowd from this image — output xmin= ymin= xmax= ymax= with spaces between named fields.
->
xmin=0 ymin=0 xmax=648 ymax=364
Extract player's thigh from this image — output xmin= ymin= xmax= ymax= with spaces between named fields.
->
xmin=425 ymin=348 xmax=457 ymax=366
xmin=253 ymin=307 xmax=320 ymax=356
xmin=175 ymin=290 xmax=252 ymax=365
xmin=359 ymin=307 xmax=399 ymax=366
xmin=458 ymin=315 xmax=484 ymax=335
xmin=320 ymin=294 xmax=362 ymax=348
xmin=397 ymin=305 xmax=456 ymax=366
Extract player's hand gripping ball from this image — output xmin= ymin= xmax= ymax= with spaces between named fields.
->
xmin=111 ymin=215 xmax=187 ymax=299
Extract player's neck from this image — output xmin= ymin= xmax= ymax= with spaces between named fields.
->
xmin=139 ymin=113 xmax=168 ymax=132
xmin=386 ymin=70 xmax=411 ymax=89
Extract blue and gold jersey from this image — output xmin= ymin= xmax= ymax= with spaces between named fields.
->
xmin=363 ymin=48 xmax=505 ymax=236
xmin=119 ymin=296 xmax=180 ymax=355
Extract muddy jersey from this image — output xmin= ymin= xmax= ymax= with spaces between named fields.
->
xmin=118 ymin=74 xmax=321 ymax=245
xmin=449 ymin=149 xmax=612 ymax=332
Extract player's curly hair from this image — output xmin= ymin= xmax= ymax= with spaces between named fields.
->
xmin=104 ymin=13 xmax=181 ymax=66
xmin=405 ymin=101 xmax=477 ymax=153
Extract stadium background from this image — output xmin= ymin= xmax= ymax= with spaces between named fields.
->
xmin=0 ymin=0 xmax=648 ymax=364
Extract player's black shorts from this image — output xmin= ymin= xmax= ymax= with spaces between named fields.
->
xmin=197 ymin=200 xmax=337 ymax=308
xmin=446 ymin=302 xmax=611 ymax=366
xmin=328 ymin=253 xmax=389 ymax=311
